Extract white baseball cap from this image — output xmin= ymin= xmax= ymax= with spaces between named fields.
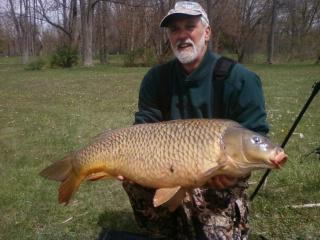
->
xmin=160 ymin=1 xmax=209 ymax=28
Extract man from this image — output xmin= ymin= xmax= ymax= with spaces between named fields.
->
xmin=123 ymin=1 xmax=269 ymax=239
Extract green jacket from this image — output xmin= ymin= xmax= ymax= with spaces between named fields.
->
xmin=135 ymin=50 xmax=269 ymax=134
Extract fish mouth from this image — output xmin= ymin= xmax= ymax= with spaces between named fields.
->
xmin=270 ymin=148 xmax=288 ymax=169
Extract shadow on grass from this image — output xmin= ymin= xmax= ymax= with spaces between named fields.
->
xmin=97 ymin=229 xmax=157 ymax=240
xmin=249 ymin=233 xmax=270 ymax=240
xmin=97 ymin=210 xmax=148 ymax=240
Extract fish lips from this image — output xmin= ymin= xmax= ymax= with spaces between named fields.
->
xmin=270 ymin=148 xmax=288 ymax=169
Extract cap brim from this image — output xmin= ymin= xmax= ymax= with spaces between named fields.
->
xmin=160 ymin=13 xmax=202 ymax=27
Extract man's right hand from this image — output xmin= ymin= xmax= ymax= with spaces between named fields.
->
xmin=207 ymin=175 xmax=238 ymax=190
xmin=117 ymin=175 xmax=134 ymax=184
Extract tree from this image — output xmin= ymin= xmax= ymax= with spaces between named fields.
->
xmin=283 ymin=0 xmax=320 ymax=59
xmin=8 ymin=0 xmax=32 ymax=63
xmin=79 ymin=0 xmax=94 ymax=66
xmin=232 ymin=0 xmax=269 ymax=62
xmin=95 ymin=1 xmax=108 ymax=63
xmin=37 ymin=0 xmax=79 ymax=48
xmin=267 ymin=0 xmax=278 ymax=64
xmin=1 ymin=0 xmax=320 ymax=64
xmin=205 ymin=0 xmax=234 ymax=53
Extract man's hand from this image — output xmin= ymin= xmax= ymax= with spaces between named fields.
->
xmin=117 ymin=175 xmax=134 ymax=184
xmin=207 ymin=175 xmax=238 ymax=190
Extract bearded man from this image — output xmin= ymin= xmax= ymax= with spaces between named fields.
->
xmin=122 ymin=1 xmax=269 ymax=239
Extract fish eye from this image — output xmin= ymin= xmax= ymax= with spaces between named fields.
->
xmin=251 ymin=136 xmax=262 ymax=144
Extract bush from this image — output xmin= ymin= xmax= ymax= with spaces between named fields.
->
xmin=50 ymin=45 xmax=78 ymax=68
xmin=142 ymin=48 xmax=157 ymax=67
xmin=123 ymin=48 xmax=158 ymax=67
xmin=24 ymin=58 xmax=46 ymax=71
xmin=123 ymin=50 xmax=138 ymax=67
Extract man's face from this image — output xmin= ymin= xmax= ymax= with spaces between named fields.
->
xmin=167 ymin=16 xmax=211 ymax=64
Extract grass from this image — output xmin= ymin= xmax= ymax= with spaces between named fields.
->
xmin=0 ymin=57 xmax=319 ymax=240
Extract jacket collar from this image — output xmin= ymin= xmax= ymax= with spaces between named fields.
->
xmin=175 ymin=50 xmax=219 ymax=86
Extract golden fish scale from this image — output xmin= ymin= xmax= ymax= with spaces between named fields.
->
xmin=74 ymin=119 xmax=239 ymax=188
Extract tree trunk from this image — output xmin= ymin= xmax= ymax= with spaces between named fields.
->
xmin=61 ymin=0 xmax=69 ymax=45
xmin=22 ymin=0 xmax=31 ymax=63
xmin=288 ymin=0 xmax=298 ymax=57
xmin=206 ymin=0 xmax=212 ymax=51
xmin=212 ymin=30 xmax=221 ymax=53
xmin=130 ymin=0 xmax=135 ymax=52
xmin=79 ymin=0 xmax=94 ymax=66
xmin=33 ymin=0 xmax=37 ymax=55
xmin=69 ymin=0 xmax=79 ymax=48
xmin=98 ymin=1 xmax=108 ymax=64
xmin=8 ymin=0 xmax=31 ymax=63
xmin=8 ymin=0 xmax=22 ymax=54
xmin=143 ymin=7 xmax=148 ymax=64
xmin=267 ymin=0 xmax=277 ymax=64
xmin=62 ymin=0 xmax=67 ymax=30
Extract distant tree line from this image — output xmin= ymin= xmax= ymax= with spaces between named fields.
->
xmin=0 ymin=0 xmax=319 ymax=65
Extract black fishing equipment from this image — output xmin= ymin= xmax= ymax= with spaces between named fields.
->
xmin=250 ymin=81 xmax=320 ymax=201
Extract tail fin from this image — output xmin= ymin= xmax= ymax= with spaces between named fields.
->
xmin=39 ymin=155 xmax=83 ymax=204
xmin=39 ymin=156 xmax=73 ymax=181
xmin=58 ymin=172 xmax=82 ymax=204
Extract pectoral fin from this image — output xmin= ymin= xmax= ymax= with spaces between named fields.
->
xmin=163 ymin=187 xmax=187 ymax=212
xmin=153 ymin=186 xmax=183 ymax=208
xmin=199 ymin=161 xmax=227 ymax=183
xmin=201 ymin=165 xmax=221 ymax=179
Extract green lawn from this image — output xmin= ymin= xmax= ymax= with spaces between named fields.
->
xmin=0 ymin=57 xmax=319 ymax=239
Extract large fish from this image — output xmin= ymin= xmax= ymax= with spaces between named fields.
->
xmin=40 ymin=119 xmax=287 ymax=210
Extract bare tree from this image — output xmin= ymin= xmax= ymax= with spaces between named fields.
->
xmin=8 ymin=0 xmax=33 ymax=63
xmin=282 ymin=0 xmax=320 ymax=58
xmin=8 ymin=0 xmax=22 ymax=55
xmin=95 ymin=1 xmax=108 ymax=63
xmin=208 ymin=0 xmax=233 ymax=53
xmin=2 ymin=0 xmax=320 ymax=64
xmin=206 ymin=0 xmax=212 ymax=51
xmin=37 ymin=0 xmax=79 ymax=47
xmin=267 ymin=0 xmax=277 ymax=64
xmin=231 ymin=0 xmax=269 ymax=62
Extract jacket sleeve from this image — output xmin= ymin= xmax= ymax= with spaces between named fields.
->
xmin=134 ymin=68 xmax=164 ymax=124
xmin=226 ymin=65 xmax=269 ymax=135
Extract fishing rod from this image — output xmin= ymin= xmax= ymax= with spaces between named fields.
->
xmin=250 ymin=80 xmax=320 ymax=201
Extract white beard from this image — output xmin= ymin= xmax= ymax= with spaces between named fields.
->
xmin=171 ymin=31 xmax=206 ymax=64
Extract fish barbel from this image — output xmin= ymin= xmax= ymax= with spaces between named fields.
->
xmin=40 ymin=119 xmax=287 ymax=210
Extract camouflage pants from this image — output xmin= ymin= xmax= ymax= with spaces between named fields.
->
xmin=123 ymin=180 xmax=249 ymax=240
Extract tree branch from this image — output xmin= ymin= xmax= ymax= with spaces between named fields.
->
xmin=36 ymin=0 xmax=72 ymax=39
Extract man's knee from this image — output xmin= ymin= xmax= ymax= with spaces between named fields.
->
xmin=122 ymin=182 xmax=180 ymax=238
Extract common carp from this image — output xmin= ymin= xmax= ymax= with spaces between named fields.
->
xmin=40 ymin=119 xmax=287 ymax=210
